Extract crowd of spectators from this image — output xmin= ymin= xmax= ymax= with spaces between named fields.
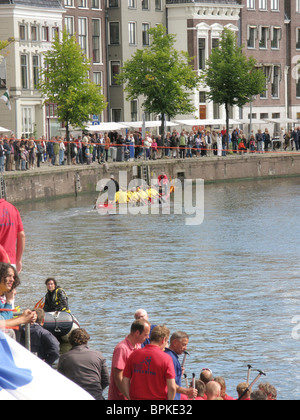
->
xmin=0 ymin=125 xmax=298 ymax=173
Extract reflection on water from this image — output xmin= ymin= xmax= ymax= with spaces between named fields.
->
xmin=16 ymin=177 xmax=300 ymax=400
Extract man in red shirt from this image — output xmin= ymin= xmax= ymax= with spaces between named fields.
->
xmin=108 ymin=319 xmax=150 ymax=400
xmin=123 ymin=326 xmax=176 ymax=400
xmin=0 ymin=245 xmax=10 ymax=263
xmin=0 ymin=199 xmax=25 ymax=273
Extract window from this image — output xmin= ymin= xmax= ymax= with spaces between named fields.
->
xmin=92 ymin=0 xmax=100 ymax=8
xmin=142 ymin=23 xmax=150 ymax=46
xmin=247 ymin=0 xmax=255 ymax=10
xmin=78 ymin=0 xmax=87 ymax=8
xmin=93 ymin=72 xmax=102 ymax=86
xmin=260 ymin=66 xmax=271 ymax=98
xmin=259 ymin=27 xmax=269 ymax=49
xmin=42 ymin=26 xmax=49 ymax=42
xmin=271 ymin=27 xmax=281 ymax=49
xmin=142 ymin=0 xmax=149 ymax=10
xmin=32 ymin=56 xmax=40 ymax=89
xmin=78 ymin=18 xmax=88 ymax=56
xmin=65 ymin=17 xmax=74 ymax=36
xmin=297 ymin=29 xmax=300 ymax=50
xmin=259 ymin=0 xmax=267 ymax=10
xmin=19 ymin=25 xmax=26 ymax=41
xmin=198 ymin=38 xmax=206 ymax=70
xmin=92 ymin=19 xmax=101 ymax=63
xmin=109 ymin=22 xmax=120 ymax=45
xmin=271 ymin=0 xmax=279 ymax=11
xmin=22 ymin=107 xmax=34 ymax=138
xmin=155 ymin=0 xmax=162 ymax=11
xmin=271 ymin=66 xmax=280 ymax=98
xmin=128 ymin=0 xmax=136 ymax=8
xmin=111 ymin=61 xmax=120 ymax=85
xmin=108 ymin=0 xmax=119 ymax=7
xmin=296 ymin=77 xmax=300 ymax=98
xmin=247 ymin=26 xmax=257 ymax=48
xmin=31 ymin=25 xmax=38 ymax=42
xmin=112 ymin=109 xmax=122 ymax=122
xmin=64 ymin=0 xmax=74 ymax=6
xmin=131 ymin=100 xmax=138 ymax=122
xmin=212 ymin=38 xmax=219 ymax=49
xmin=21 ymin=55 xmax=28 ymax=89
xmin=129 ymin=22 xmax=137 ymax=45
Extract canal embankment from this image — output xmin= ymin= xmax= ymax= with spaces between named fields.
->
xmin=4 ymin=153 xmax=300 ymax=204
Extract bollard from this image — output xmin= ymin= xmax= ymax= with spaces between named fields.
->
xmin=25 ymin=323 xmax=31 ymax=352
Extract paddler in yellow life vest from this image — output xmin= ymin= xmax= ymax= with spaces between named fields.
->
xmin=137 ymin=186 xmax=149 ymax=203
xmin=128 ymin=188 xmax=141 ymax=204
xmin=147 ymin=186 xmax=160 ymax=202
xmin=115 ymin=187 xmax=128 ymax=204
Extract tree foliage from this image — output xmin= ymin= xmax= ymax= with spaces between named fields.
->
xmin=201 ymin=28 xmax=266 ymax=140
xmin=39 ymin=30 xmax=107 ymax=161
xmin=117 ymin=25 xmax=201 ymax=136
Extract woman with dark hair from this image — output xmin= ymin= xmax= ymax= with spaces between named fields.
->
xmin=0 ymin=263 xmax=20 ymax=321
xmin=44 ymin=278 xmax=70 ymax=313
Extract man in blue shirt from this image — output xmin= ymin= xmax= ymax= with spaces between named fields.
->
xmin=164 ymin=331 xmax=197 ymax=400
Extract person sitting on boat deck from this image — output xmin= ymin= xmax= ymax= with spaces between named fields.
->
xmin=44 ymin=278 xmax=70 ymax=313
xmin=20 ymin=308 xmax=60 ymax=367
xmin=58 ymin=328 xmax=110 ymax=401
xmin=0 ymin=263 xmax=21 ymax=338
xmin=0 ymin=263 xmax=20 ymax=321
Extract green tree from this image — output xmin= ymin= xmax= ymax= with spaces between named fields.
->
xmin=201 ymin=28 xmax=266 ymax=146
xmin=117 ymin=24 xmax=201 ymax=138
xmin=39 ymin=30 xmax=107 ymax=163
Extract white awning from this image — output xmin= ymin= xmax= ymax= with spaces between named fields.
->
xmin=236 ymin=119 xmax=268 ymax=125
xmin=0 ymin=126 xmax=11 ymax=133
xmin=122 ymin=121 xmax=179 ymax=128
xmin=85 ymin=122 xmax=128 ymax=132
xmin=175 ymin=119 xmax=240 ymax=126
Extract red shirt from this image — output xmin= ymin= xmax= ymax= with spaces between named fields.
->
xmin=0 ymin=244 xmax=10 ymax=263
xmin=0 ymin=199 xmax=24 ymax=264
xmin=123 ymin=344 xmax=175 ymax=400
xmin=108 ymin=337 xmax=141 ymax=401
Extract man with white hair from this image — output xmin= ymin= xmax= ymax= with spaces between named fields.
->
xmin=134 ymin=309 xmax=148 ymax=320
xmin=134 ymin=309 xmax=156 ymax=347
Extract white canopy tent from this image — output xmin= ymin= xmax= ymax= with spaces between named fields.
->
xmin=175 ymin=119 xmax=240 ymax=127
xmin=266 ymin=118 xmax=299 ymax=124
xmin=0 ymin=126 xmax=11 ymax=133
xmin=236 ymin=119 xmax=268 ymax=125
xmin=85 ymin=122 xmax=128 ymax=132
xmin=122 ymin=121 xmax=179 ymax=129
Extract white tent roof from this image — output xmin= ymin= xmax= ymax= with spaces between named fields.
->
xmin=86 ymin=122 xmax=128 ymax=132
xmin=236 ymin=119 xmax=268 ymax=125
xmin=0 ymin=126 xmax=11 ymax=133
xmin=175 ymin=119 xmax=240 ymax=126
xmin=266 ymin=118 xmax=299 ymax=124
xmin=122 ymin=121 xmax=179 ymax=128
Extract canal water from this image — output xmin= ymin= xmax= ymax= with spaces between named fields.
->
xmin=16 ymin=176 xmax=300 ymax=400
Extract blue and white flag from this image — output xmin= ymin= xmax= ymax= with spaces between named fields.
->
xmin=0 ymin=331 xmax=94 ymax=400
